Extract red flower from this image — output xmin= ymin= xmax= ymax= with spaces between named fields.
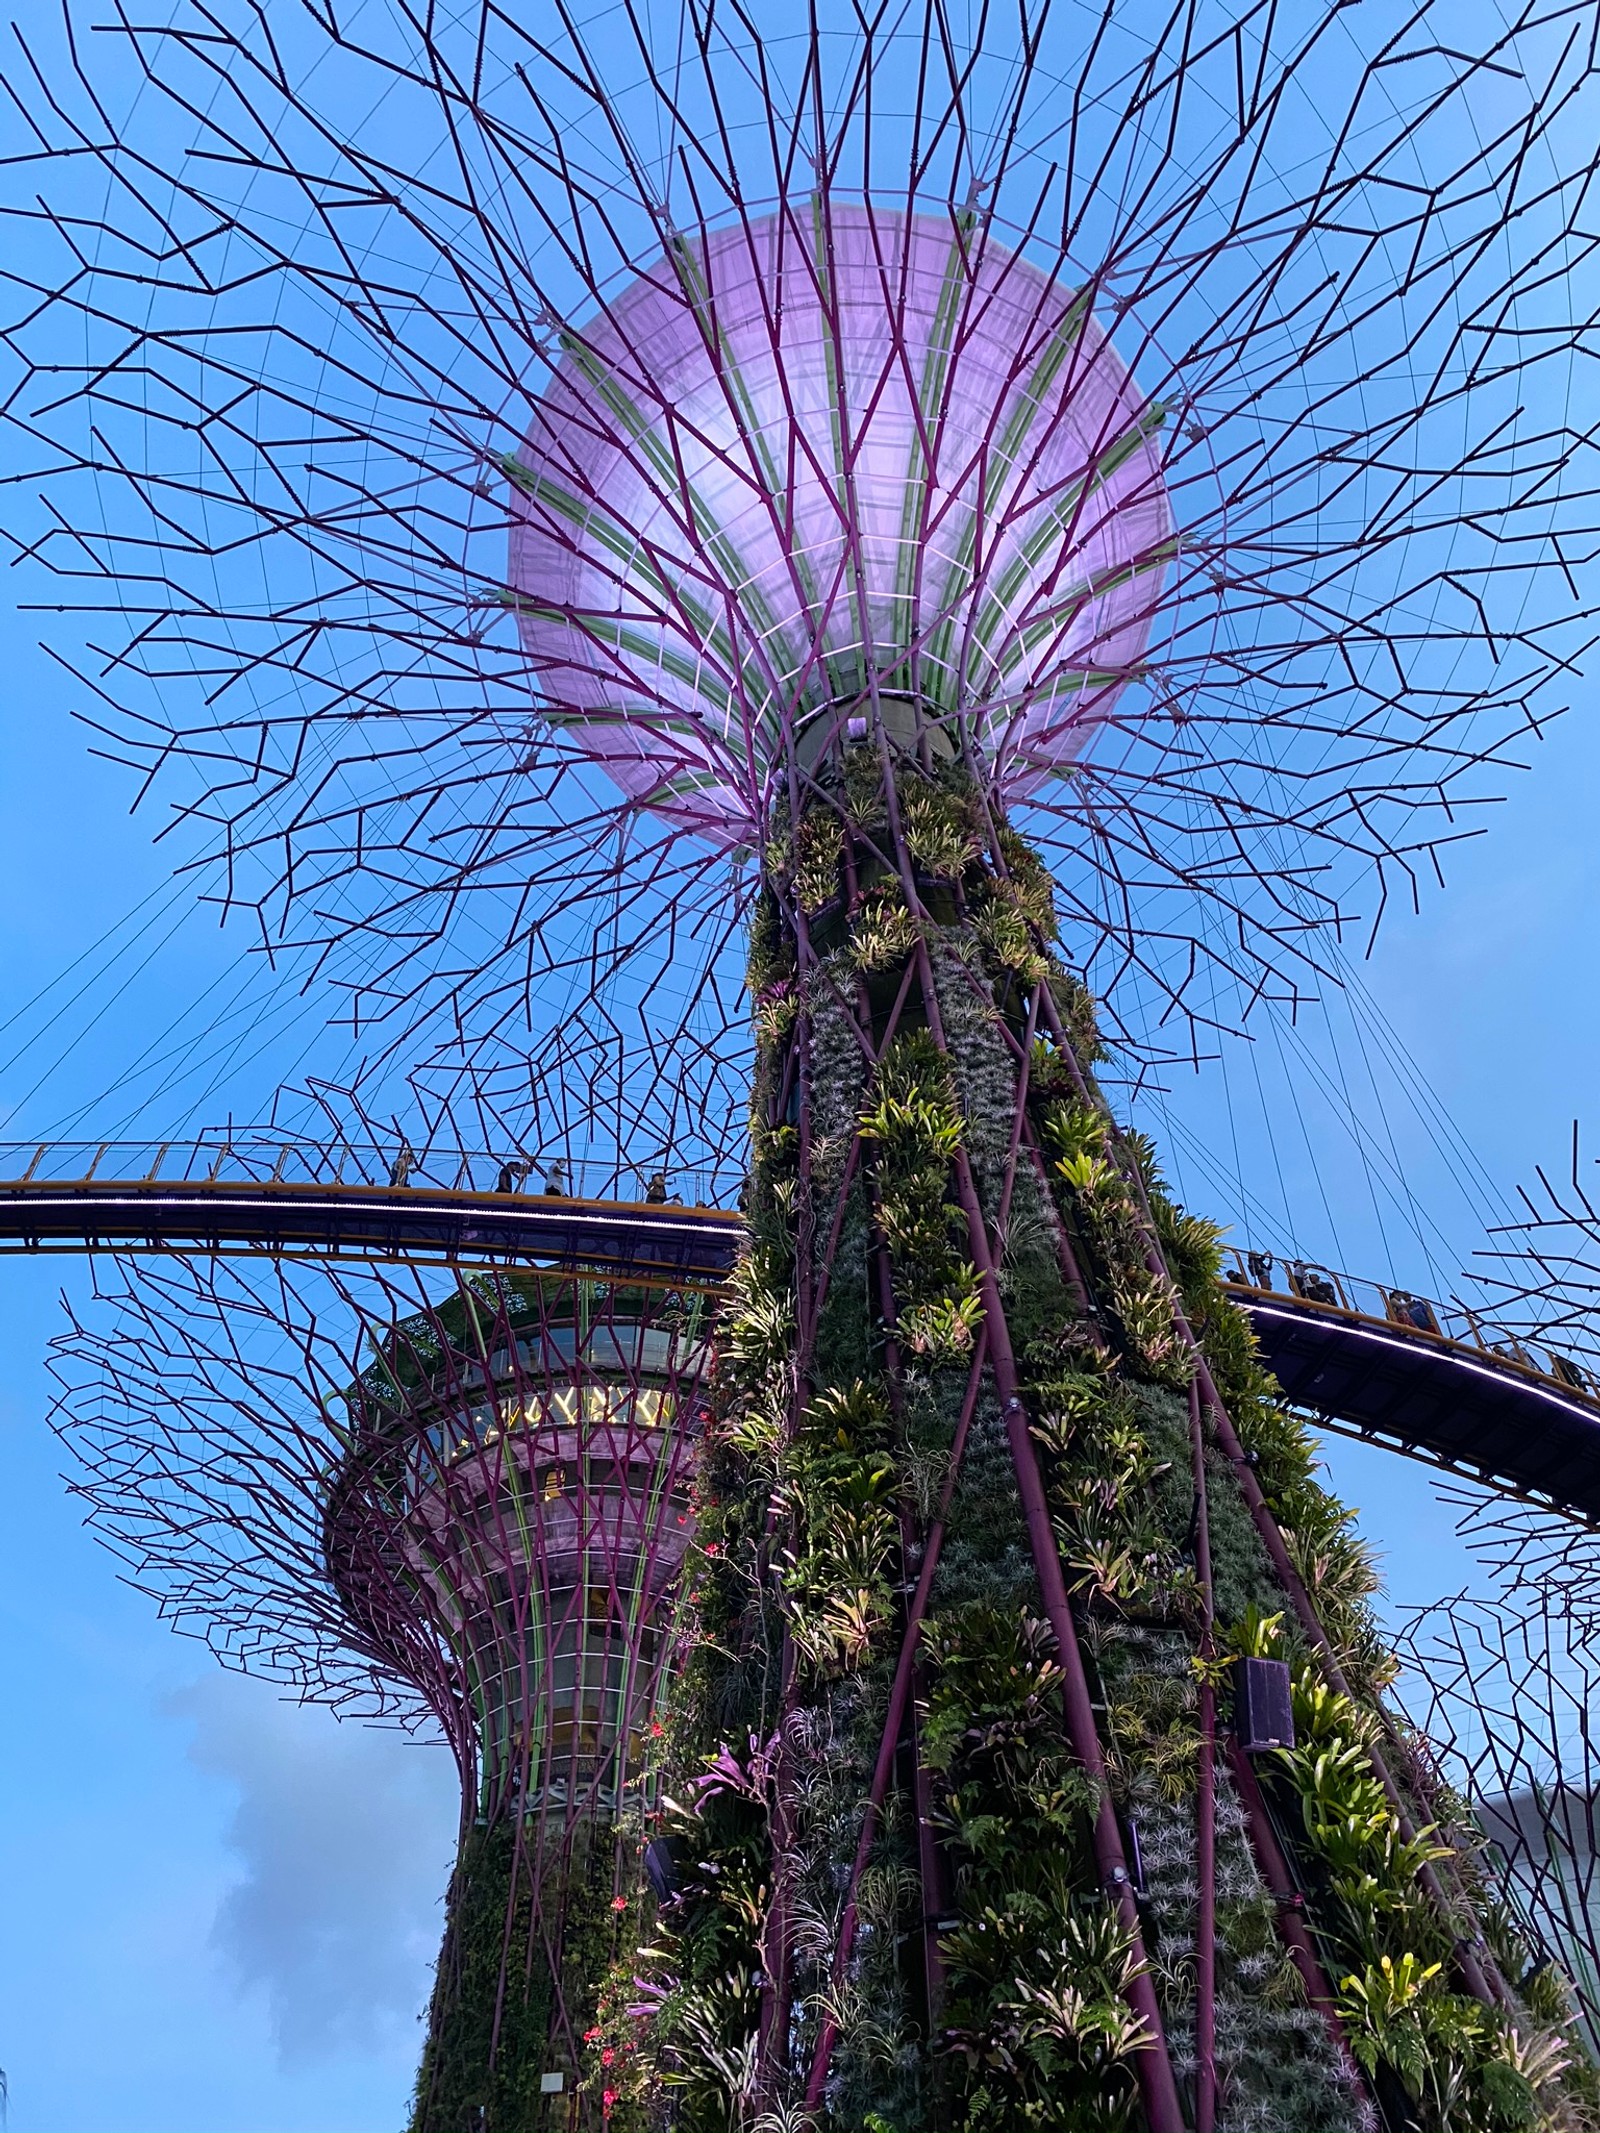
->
xmin=583 ymin=2026 xmax=601 ymax=2043
xmin=611 ymin=1894 xmax=628 ymax=1912
xmin=602 ymin=2047 xmax=615 ymax=2065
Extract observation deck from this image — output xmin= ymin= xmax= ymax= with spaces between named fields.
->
xmin=2 ymin=1141 xmax=1597 ymax=1520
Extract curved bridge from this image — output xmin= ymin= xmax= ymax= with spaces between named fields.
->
xmin=0 ymin=1140 xmax=743 ymax=1289
xmin=1 ymin=1143 xmax=1597 ymax=1520
xmin=1221 ymin=1260 xmax=1600 ymax=1523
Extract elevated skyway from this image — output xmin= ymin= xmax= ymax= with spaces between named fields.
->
xmin=2 ymin=1142 xmax=1598 ymax=1520
xmin=1224 ymin=1256 xmax=1600 ymax=1522
xmin=0 ymin=1140 xmax=743 ymax=1290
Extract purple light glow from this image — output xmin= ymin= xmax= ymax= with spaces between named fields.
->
xmin=508 ymin=203 xmax=1173 ymax=845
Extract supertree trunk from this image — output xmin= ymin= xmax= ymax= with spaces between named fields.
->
xmin=628 ymin=738 xmax=1579 ymax=2133
xmin=320 ymin=1271 xmax=713 ymax=2130
xmin=411 ymin=1812 xmax=609 ymax=2133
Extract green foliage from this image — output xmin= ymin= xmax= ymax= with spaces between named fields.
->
xmin=920 ymin=1606 xmax=1141 ymax=2128
xmin=993 ymin=826 xmax=1060 ymax=937
xmin=412 ymin=1816 xmax=623 ymax=2133
xmin=857 ymin=1032 xmax=987 ymax=1365
xmin=858 ymin=1033 xmax=963 ymax=1161
xmin=1338 ymin=1955 xmax=1565 ymax=2132
xmin=720 ymin=1249 xmax=798 ymax=1386
xmin=1026 ymin=1370 xmax=1195 ymax=1626
xmin=1522 ymin=1958 xmax=1578 ymax=2029
xmin=974 ymin=894 xmax=1051 ymax=981
xmin=1026 ymin=1034 xmax=1078 ymax=1098
xmin=945 ymin=1901 xmax=1152 ymax=2121
xmin=747 ymin=885 xmax=796 ymax=992
xmin=634 ymin=1761 xmax=775 ymax=2129
xmin=899 ymin=782 xmax=980 ymax=879
xmin=1042 ymin=1119 xmax=1194 ymax=1390
xmin=1106 ymin=1265 xmax=1195 ymax=1389
xmin=810 ymin=1186 xmax=875 ymax=1386
xmin=896 ymin=1271 xmax=984 ymax=1361
xmin=1039 ymin=1097 xmax=1107 ymax=1166
xmin=849 ymin=880 xmax=920 ymax=971
xmin=1049 ymin=968 xmax=1105 ymax=1065
xmin=776 ymin=1381 xmax=901 ymax=1675
xmin=789 ymin=808 xmax=845 ymax=913
xmin=839 ymin=741 xmax=891 ymax=828
xmin=873 ymin=1162 xmax=960 ymax=1264
xmin=753 ymin=981 xmax=801 ymax=1047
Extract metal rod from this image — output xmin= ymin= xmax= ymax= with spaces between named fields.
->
xmin=1190 ymin=1374 xmax=1217 ymax=2133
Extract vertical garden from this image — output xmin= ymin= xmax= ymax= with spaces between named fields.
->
xmin=614 ymin=748 xmax=1589 ymax=2133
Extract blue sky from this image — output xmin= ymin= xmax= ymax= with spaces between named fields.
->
xmin=0 ymin=580 xmax=460 ymax=2132
xmin=2 ymin=5 xmax=1598 ymax=2129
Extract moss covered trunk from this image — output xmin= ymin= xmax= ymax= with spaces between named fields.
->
xmin=412 ymin=1813 xmax=627 ymax=2133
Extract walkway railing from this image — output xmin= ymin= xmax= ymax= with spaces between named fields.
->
xmin=1224 ymin=1252 xmax=1600 ymax=1408
xmin=0 ymin=1139 xmax=742 ymax=1209
xmin=3 ymin=1142 xmax=1598 ymax=1427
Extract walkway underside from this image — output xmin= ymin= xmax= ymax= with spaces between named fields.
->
xmin=0 ymin=1175 xmax=742 ymax=1288
xmin=1234 ymin=1286 xmax=1600 ymax=1521
xmin=0 ymin=1160 xmax=1593 ymax=1521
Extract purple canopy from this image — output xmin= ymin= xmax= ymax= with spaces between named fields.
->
xmin=508 ymin=203 xmax=1173 ymax=846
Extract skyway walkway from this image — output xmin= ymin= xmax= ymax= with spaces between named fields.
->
xmin=1223 ymin=1257 xmax=1600 ymax=1522
xmin=1 ymin=1143 xmax=1597 ymax=1520
xmin=0 ymin=1140 xmax=743 ymax=1289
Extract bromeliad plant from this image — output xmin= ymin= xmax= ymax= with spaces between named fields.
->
xmin=1246 ymin=1621 xmax=1582 ymax=2133
xmin=920 ymin=1607 xmax=1149 ymax=2128
xmin=776 ymin=1383 xmax=900 ymax=1674
xmin=859 ymin=1037 xmax=983 ymax=1364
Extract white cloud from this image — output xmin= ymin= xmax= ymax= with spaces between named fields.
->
xmin=168 ymin=1675 xmax=459 ymax=2066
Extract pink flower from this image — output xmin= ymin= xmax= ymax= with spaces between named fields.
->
xmin=583 ymin=2026 xmax=601 ymax=2043
xmin=611 ymin=1894 xmax=628 ymax=1912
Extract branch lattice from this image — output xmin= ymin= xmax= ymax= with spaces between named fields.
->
xmin=1 ymin=1 xmax=1594 ymax=1154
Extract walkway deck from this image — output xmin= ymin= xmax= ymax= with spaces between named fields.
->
xmin=0 ymin=1142 xmax=742 ymax=1287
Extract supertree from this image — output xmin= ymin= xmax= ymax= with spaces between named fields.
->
xmin=10 ymin=4 xmax=1600 ymax=2130
xmin=52 ymin=1254 xmax=716 ymax=2126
